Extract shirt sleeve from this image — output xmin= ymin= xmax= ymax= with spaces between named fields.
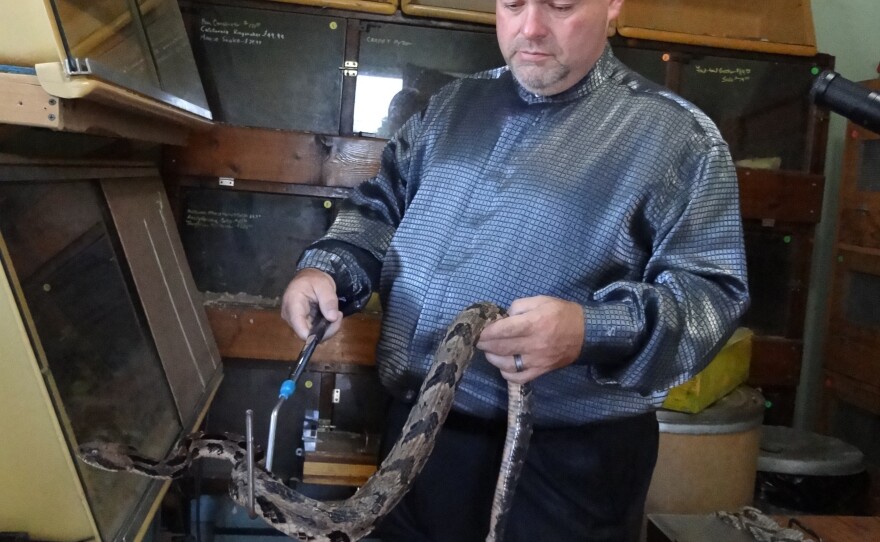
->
xmin=579 ymin=139 xmax=750 ymax=395
xmin=296 ymin=111 xmax=424 ymax=314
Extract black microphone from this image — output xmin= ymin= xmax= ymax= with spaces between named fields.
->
xmin=810 ymin=70 xmax=880 ymax=134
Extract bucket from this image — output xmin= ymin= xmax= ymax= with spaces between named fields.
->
xmin=754 ymin=425 xmax=869 ymax=515
xmin=646 ymin=386 xmax=766 ymax=515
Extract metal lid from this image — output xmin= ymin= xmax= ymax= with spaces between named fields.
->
xmin=758 ymin=425 xmax=865 ymax=476
xmin=657 ymin=386 xmax=765 ymax=435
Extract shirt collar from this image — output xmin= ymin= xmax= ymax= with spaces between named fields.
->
xmin=512 ymin=44 xmax=616 ymax=105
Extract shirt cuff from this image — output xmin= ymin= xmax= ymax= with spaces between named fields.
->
xmin=577 ymin=301 xmax=642 ymax=381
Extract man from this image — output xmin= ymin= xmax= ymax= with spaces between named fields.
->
xmin=282 ymin=0 xmax=749 ymax=540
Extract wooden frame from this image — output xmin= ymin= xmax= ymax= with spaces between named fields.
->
xmin=205 ymin=303 xmax=380 ymax=366
xmin=161 ymin=12 xmax=832 ymax=428
xmin=617 ymin=0 xmax=817 ymax=57
xmin=165 ymin=125 xmax=385 ymax=186
xmin=267 ymin=0 xmax=398 ymax=15
xmin=822 ymin=80 xmax=880 ymax=420
xmin=0 ymin=159 xmax=223 ymax=541
xmin=401 ymin=0 xmax=495 ymax=25
xmin=0 ymin=71 xmax=208 ymax=145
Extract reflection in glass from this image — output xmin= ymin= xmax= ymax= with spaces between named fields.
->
xmin=180 ymin=188 xmax=337 ymax=298
xmin=857 ymin=139 xmax=880 ymax=192
xmin=356 ymin=22 xmax=504 ymax=137
xmin=0 ymin=181 xmax=181 ymax=540
xmin=845 ymin=271 xmax=880 ymax=328
xmin=354 ymin=75 xmax=404 ymax=136
xmin=742 ymin=225 xmax=794 ymax=336
xmin=184 ymin=5 xmax=345 ymax=132
xmin=136 ymin=0 xmax=210 ymax=111
xmin=47 ymin=0 xmax=210 ymax=117
xmin=53 ymin=0 xmax=157 ymax=85
xmin=679 ymin=55 xmax=816 ymax=170
xmin=612 ymin=46 xmax=667 ymax=87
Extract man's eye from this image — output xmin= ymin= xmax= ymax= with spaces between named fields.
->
xmin=551 ymin=3 xmax=574 ymax=12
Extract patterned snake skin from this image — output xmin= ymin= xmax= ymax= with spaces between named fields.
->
xmin=78 ymin=302 xmax=534 ymax=542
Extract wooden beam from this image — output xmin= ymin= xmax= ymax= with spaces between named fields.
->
xmin=737 ymin=167 xmax=824 ymax=224
xmin=0 ymin=73 xmax=59 ymax=129
xmin=0 ymin=155 xmax=158 ymax=181
xmin=205 ymin=303 xmax=380 ymax=366
xmin=0 ymin=71 xmax=203 ymax=145
xmin=165 ymin=124 xmax=385 ymax=187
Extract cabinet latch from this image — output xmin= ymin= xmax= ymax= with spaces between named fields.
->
xmin=339 ymin=60 xmax=358 ymax=77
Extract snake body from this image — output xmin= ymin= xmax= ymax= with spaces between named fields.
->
xmin=78 ymin=302 xmax=533 ymax=542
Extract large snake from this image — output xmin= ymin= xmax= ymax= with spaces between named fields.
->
xmin=78 ymin=302 xmax=534 ymax=542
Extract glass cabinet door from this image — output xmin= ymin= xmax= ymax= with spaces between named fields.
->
xmin=184 ymin=3 xmax=347 ymax=132
xmin=0 ymin=181 xmax=181 ymax=540
xmin=47 ymin=0 xmax=211 ymax=118
xmin=355 ymin=21 xmax=503 ymax=137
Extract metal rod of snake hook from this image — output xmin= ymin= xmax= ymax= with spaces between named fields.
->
xmin=266 ymin=310 xmax=330 ymax=472
xmin=245 ymin=409 xmax=256 ymax=519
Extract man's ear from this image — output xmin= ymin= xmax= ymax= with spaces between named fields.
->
xmin=608 ymin=0 xmax=625 ymax=20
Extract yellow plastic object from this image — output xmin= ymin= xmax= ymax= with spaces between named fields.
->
xmin=663 ymin=328 xmax=754 ymax=414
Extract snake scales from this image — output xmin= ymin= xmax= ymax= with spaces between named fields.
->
xmin=78 ymin=302 xmax=534 ymax=542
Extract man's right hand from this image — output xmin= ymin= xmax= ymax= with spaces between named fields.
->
xmin=281 ymin=268 xmax=343 ymax=341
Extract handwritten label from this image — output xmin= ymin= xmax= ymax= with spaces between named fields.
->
xmin=186 ymin=209 xmax=262 ymax=230
xmin=365 ymin=36 xmax=414 ymax=47
xmin=695 ymin=65 xmax=752 ymax=84
xmin=199 ymin=17 xmax=286 ymax=46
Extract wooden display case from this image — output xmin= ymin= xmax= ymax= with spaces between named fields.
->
xmin=164 ymin=3 xmax=832 ymax=466
xmin=617 ymin=0 xmax=817 ymax=56
xmin=268 ymin=0 xmax=398 ymax=15
xmin=0 ymin=157 xmax=222 ymax=541
xmin=401 ymin=0 xmax=495 ymax=25
xmin=824 ymin=79 xmax=880 ymax=417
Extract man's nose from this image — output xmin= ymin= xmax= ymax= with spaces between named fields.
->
xmin=520 ymin=5 xmax=550 ymax=40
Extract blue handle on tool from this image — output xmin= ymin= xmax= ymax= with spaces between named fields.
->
xmin=279 ymin=379 xmax=295 ymax=399
xmin=266 ymin=310 xmax=332 ymax=473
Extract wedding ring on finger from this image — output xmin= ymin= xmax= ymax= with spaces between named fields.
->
xmin=513 ymin=354 xmax=525 ymax=373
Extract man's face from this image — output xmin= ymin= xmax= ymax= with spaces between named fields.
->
xmin=496 ymin=0 xmax=623 ymax=96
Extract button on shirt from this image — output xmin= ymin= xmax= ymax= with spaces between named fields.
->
xmin=297 ymin=47 xmax=750 ymax=427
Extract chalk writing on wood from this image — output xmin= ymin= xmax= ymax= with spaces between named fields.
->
xmin=199 ymin=17 xmax=286 ymax=46
xmin=695 ymin=65 xmax=752 ymax=83
xmin=186 ymin=209 xmax=263 ymax=230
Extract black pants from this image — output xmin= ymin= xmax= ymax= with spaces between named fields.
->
xmin=372 ymin=400 xmax=659 ymax=542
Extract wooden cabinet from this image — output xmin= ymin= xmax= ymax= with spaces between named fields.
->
xmin=617 ymin=0 xmax=817 ymax=57
xmin=401 ymin=0 xmax=495 ymax=24
xmin=0 ymin=158 xmax=222 ymax=541
xmin=824 ymin=79 xmax=880 ymax=417
xmin=164 ymin=3 xmax=832 ymax=456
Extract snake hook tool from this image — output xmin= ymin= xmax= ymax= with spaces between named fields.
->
xmin=265 ymin=310 xmax=330 ymax=472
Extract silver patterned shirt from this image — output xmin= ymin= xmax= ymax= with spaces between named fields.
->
xmin=297 ymin=47 xmax=750 ymax=427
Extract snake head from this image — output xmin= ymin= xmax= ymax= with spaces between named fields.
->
xmin=77 ymin=442 xmax=137 ymax=472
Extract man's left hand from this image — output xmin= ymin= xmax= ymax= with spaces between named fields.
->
xmin=476 ymin=296 xmax=585 ymax=384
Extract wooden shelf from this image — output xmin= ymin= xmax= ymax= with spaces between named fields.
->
xmin=0 ymin=69 xmax=211 ymax=146
xmin=737 ymin=167 xmax=824 ymax=224
xmin=204 ymin=302 xmax=380 ymax=367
